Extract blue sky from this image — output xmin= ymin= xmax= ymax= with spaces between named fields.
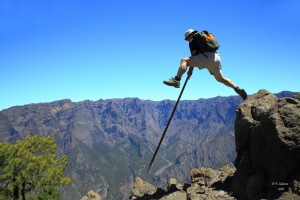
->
xmin=1 ymin=0 xmax=299 ymax=110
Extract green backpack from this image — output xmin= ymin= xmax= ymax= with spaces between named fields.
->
xmin=194 ymin=30 xmax=220 ymax=52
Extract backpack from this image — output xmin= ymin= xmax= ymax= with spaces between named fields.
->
xmin=194 ymin=30 xmax=220 ymax=52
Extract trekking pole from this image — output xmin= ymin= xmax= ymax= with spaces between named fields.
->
xmin=147 ymin=75 xmax=190 ymax=172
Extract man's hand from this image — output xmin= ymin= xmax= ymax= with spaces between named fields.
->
xmin=187 ymin=67 xmax=194 ymax=77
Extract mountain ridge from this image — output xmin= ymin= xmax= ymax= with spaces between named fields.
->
xmin=0 ymin=91 xmax=296 ymax=199
xmin=1 ymin=90 xmax=295 ymax=112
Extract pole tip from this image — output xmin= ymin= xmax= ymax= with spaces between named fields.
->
xmin=147 ymin=164 xmax=152 ymax=172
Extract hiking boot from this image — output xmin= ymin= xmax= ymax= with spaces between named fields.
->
xmin=163 ymin=77 xmax=180 ymax=88
xmin=235 ymin=87 xmax=247 ymax=100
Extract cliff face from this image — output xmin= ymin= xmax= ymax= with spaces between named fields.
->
xmin=232 ymin=89 xmax=300 ymax=199
xmin=130 ymin=90 xmax=300 ymax=200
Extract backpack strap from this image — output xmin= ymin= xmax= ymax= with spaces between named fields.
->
xmin=201 ymin=52 xmax=208 ymax=58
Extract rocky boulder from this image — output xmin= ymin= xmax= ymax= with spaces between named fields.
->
xmin=130 ymin=166 xmax=235 ymax=200
xmin=188 ymin=165 xmax=235 ymax=200
xmin=232 ymin=89 xmax=300 ymax=199
xmin=131 ymin=177 xmax=157 ymax=198
xmin=80 ymin=190 xmax=102 ymax=200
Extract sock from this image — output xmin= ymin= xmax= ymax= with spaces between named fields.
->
xmin=175 ymin=76 xmax=181 ymax=81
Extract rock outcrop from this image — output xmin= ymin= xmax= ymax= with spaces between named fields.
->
xmin=132 ymin=177 xmax=157 ymax=197
xmin=80 ymin=190 xmax=102 ymax=200
xmin=232 ymin=89 xmax=300 ymax=199
xmin=130 ymin=90 xmax=300 ymax=200
xmin=130 ymin=165 xmax=235 ymax=200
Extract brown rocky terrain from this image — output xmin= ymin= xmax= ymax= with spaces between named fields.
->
xmin=129 ymin=165 xmax=235 ymax=200
xmin=232 ymin=89 xmax=300 ymax=199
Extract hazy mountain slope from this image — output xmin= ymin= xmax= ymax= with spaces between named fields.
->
xmin=0 ymin=91 xmax=295 ymax=199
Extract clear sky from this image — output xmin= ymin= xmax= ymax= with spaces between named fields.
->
xmin=1 ymin=0 xmax=299 ymax=111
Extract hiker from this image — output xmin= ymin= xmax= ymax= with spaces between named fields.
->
xmin=163 ymin=29 xmax=247 ymax=100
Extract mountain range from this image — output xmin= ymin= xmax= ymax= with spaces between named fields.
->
xmin=0 ymin=91 xmax=295 ymax=199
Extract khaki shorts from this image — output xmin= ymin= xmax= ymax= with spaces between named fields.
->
xmin=190 ymin=52 xmax=223 ymax=76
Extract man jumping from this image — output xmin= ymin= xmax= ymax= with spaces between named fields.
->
xmin=163 ymin=29 xmax=247 ymax=100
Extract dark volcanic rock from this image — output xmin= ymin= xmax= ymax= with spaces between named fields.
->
xmin=232 ymin=89 xmax=300 ymax=199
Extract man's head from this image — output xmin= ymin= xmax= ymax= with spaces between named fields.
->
xmin=184 ymin=29 xmax=197 ymax=42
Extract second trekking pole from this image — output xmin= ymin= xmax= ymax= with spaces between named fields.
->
xmin=148 ymin=75 xmax=190 ymax=172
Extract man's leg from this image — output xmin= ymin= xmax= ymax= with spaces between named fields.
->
xmin=163 ymin=57 xmax=197 ymax=88
xmin=213 ymin=74 xmax=237 ymax=89
xmin=214 ymin=74 xmax=247 ymax=100
xmin=176 ymin=57 xmax=198 ymax=79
